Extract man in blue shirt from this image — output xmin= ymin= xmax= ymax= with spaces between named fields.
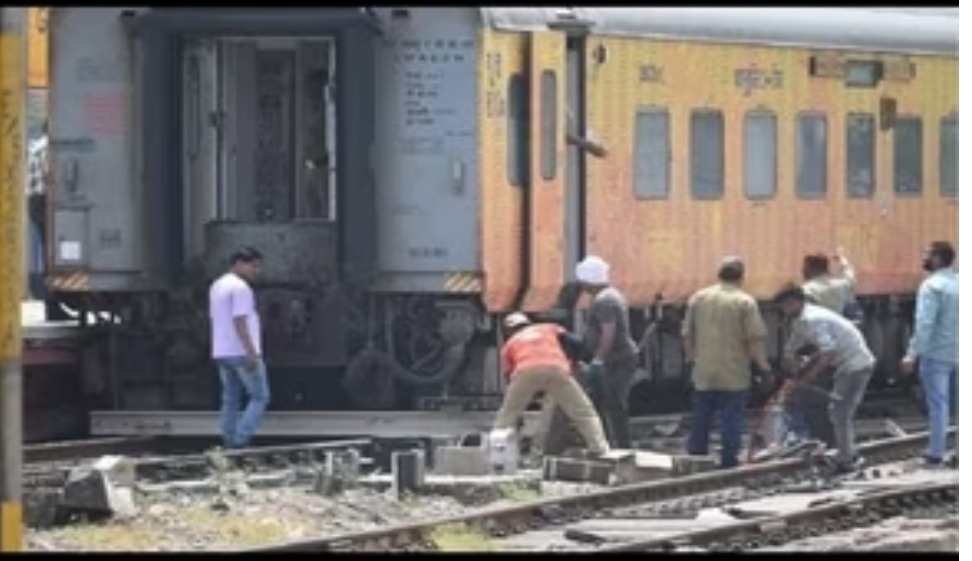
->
xmin=901 ymin=241 xmax=959 ymax=468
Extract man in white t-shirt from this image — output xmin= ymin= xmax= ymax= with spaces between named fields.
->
xmin=209 ymin=246 xmax=269 ymax=449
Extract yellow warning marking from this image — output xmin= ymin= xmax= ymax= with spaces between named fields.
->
xmin=0 ymin=501 xmax=23 ymax=552
xmin=0 ymin=29 xmax=26 ymax=362
xmin=444 ymin=272 xmax=482 ymax=293
xmin=48 ymin=272 xmax=90 ymax=291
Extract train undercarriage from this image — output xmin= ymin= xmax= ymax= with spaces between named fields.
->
xmin=53 ymin=289 xmax=921 ymax=423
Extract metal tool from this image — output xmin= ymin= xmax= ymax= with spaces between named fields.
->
xmin=785 ymin=378 xmax=843 ymax=402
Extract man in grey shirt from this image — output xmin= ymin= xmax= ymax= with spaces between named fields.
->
xmin=575 ymin=255 xmax=639 ymax=449
xmin=788 ymin=248 xmax=858 ymax=448
xmin=775 ymin=283 xmax=875 ymax=474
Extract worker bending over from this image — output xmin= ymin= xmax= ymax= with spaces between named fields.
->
xmin=785 ymin=248 xmax=861 ymax=448
xmin=775 ymin=284 xmax=875 ymax=474
xmin=683 ymin=257 xmax=772 ymax=469
xmin=494 ymin=313 xmax=610 ymax=455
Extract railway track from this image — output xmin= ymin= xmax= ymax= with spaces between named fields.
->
xmin=23 ymin=437 xmax=377 ymax=530
xmin=24 ymin=392 xmax=922 ymax=464
xmin=24 ymin=437 xmax=165 ymax=464
xmin=243 ymin=428 xmax=954 ymax=552
xmin=21 ymin=416 xmax=927 ymax=488
xmin=24 ymin=438 xmax=373 ymax=488
xmin=597 ymin=481 xmax=957 ymax=552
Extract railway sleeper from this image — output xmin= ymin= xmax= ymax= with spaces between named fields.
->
xmin=624 ymin=484 xmax=954 ymax=552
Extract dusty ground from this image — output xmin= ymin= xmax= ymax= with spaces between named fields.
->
xmin=26 ymin=478 xmax=603 ymax=552
xmin=26 ymin=458 xmax=956 ymax=553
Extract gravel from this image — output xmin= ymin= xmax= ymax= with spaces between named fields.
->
xmin=26 ymin=477 xmax=605 ymax=552
xmin=33 ymin=461 xmax=953 ymax=552
xmin=763 ymin=515 xmax=958 ymax=552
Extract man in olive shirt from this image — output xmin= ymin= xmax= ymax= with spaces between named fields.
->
xmin=683 ymin=257 xmax=773 ymax=468
xmin=575 ymin=255 xmax=639 ymax=449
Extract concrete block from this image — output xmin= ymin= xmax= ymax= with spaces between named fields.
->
xmin=313 ymin=464 xmax=341 ymax=496
xmin=312 ymin=450 xmax=360 ymax=496
xmin=434 ymin=433 xmax=497 ymax=476
xmin=672 ymin=454 xmax=718 ymax=476
xmin=542 ymin=456 xmax=615 ymax=485
xmin=333 ymin=450 xmax=361 ymax=484
xmin=92 ymin=455 xmax=137 ymax=488
xmin=616 ymin=451 xmax=677 ymax=483
xmin=392 ymin=449 xmax=426 ymax=498
xmin=544 ymin=449 xmax=696 ymax=485
xmin=60 ymin=456 xmax=137 ymax=519
xmin=487 ymin=428 xmax=519 ymax=475
xmin=434 ymin=446 xmax=490 ymax=476
xmin=632 ymin=450 xmax=675 ymax=470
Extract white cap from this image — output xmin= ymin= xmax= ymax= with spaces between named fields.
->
xmin=576 ymin=255 xmax=610 ymax=285
xmin=503 ymin=312 xmax=531 ymax=330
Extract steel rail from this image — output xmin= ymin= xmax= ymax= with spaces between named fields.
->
xmin=244 ymin=428 xmax=952 ymax=552
xmin=24 ymin=437 xmax=161 ymax=464
xmin=599 ymin=481 xmax=957 ymax=552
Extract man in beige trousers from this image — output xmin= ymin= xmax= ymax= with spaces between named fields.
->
xmin=493 ymin=313 xmax=610 ymax=455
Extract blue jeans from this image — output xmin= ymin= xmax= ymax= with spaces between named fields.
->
xmin=215 ymin=356 xmax=271 ymax=449
xmin=28 ymin=218 xmax=45 ymax=275
xmin=687 ymin=390 xmax=747 ymax=468
xmin=27 ymin=218 xmax=46 ymax=299
xmin=918 ymin=357 xmax=958 ymax=460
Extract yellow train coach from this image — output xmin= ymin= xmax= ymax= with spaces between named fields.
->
xmin=478 ymin=8 xmax=957 ymax=313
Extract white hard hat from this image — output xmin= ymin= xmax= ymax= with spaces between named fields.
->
xmin=503 ymin=312 xmax=531 ymax=330
xmin=576 ymin=255 xmax=610 ymax=285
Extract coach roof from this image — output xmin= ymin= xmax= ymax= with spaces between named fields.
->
xmin=480 ymin=8 xmax=958 ymax=57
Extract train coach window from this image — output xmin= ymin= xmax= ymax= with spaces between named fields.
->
xmin=541 ymin=70 xmax=558 ymax=181
xmin=796 ymin=113 xmax=828 ymax=198
xmin=894 ymin=117 xmax=923 ymax=195
xmin=690 ymin=109 xmax=725 ymax=200
xmin=846 ymin=113 xmax=876 ymax=198
xmin=743 ymin=111 xmax=777 ymax=199
xmin=940 ymin=116 xmax=958 ymax=198
xmin=633 ymin=109 xmax=671 ymax=199
xmin=507 ymin=74 xmax=529 ymax=188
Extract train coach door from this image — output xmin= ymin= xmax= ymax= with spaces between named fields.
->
xmin=521 ymin=31 xmax=568 ymax=312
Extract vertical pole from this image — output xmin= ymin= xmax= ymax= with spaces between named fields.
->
xmin=0 ymin=5 xmax=26 ymax=553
